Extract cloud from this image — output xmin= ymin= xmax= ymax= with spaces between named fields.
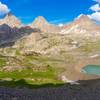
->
xmin=87 ymin=1 xmax=100 ymax=22
xmin=0 ymin=2 xmax=10 ymax=16
xmin=93 ymin=0 xmax=100 ymax=3
xmin=58 ymin=23 xmax=64 ymax=27
xmin=90 ymin=4 xmax=100 ymax=11
xmin=49 ymin=18 xmax=66 ymax=24
xmin=88 ymin=12 xmax=100 ymax=21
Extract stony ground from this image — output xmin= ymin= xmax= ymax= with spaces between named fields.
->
xmin=0 ymin=79 xmax=100 ymax=100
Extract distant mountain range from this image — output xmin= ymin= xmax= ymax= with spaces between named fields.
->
xmin=0 ymin=13 xmax=100 ymax=34
xmin=0 ymin=13 xmax=100 ymax=55
xmin=0 ymin=13 xmax=100 ymax=82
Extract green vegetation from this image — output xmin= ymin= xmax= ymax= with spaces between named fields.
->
xmin=0 ymin=68 xmax=62 ymax=84
xmin=0 ymin=54 xmax=64 ymax=87
xmin=0 ymin=58 xmax=6 ymax=67
xmin=0 ymin=79 xmax=64 ymax=89
xmin=15 ymin=49 xmax=21 ymax=55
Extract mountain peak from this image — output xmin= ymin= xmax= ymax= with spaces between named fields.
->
xmin=33 ymin=16 xmax=49 ymax=25
xmin=30 ymin=16 xmax=60 ymax=33
xmin=61 ymin=14 xmax=97 ymax=34
xmin=76 ymin=14 xmax=90 ymax=21
xmin=30 ymin=16 xmax=49 ymax=32
xmin=0 ymin=13 xmax=21 ymax=28
xmin=74 ymin=14 xmax=95 ymax=26
xmin=36 ymin=16 xmax=47 ymax=21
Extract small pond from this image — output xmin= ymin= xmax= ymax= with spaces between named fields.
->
xmin=82 ymin=65 xmax=100 ymax=76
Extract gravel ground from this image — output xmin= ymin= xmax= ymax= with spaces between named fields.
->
xmin=0 ymin=79 xmax=100 ymax=100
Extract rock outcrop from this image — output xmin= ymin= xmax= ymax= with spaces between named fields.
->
xmin=0 ymin=13 xmax=21 ymax=28
xmin=60 ymin=14 xmax=100 ymax=38
xmin=0 ymin=13 xmax=100 ymax=82
xmin=0 ymin=24 xmax=36 ymax=47
xmin=31 ymin=16 xmax=61 ymax=33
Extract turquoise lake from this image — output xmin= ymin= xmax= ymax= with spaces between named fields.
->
xmin=82 ymin=65 xmax=100 ymax=76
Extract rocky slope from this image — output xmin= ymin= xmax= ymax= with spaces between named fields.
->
xmin=0 ymin=24 xmax=37 ymax=47
xmin=0 ymin=13 xmax=21 ymax=28
xmin=0 ymin=13 xmax=100 ymax=82
xmin=60 ymin=14 xmax=100 ymax=39
xmin=31 ymin=16 xmax=61 ymax=33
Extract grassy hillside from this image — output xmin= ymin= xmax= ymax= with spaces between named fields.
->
xmin=0 ymin=54 xmax=65 ymax=86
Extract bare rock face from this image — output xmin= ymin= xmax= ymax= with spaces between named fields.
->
xmin=0 ymin=13 xmax=21 ymax=28
xmin=0 ymin=24 xmax=36 ymax=47
xmin=0 ymin=24 xmax=19 ymax=45
xmin=14 ymin=29 xmax=42 ymax=51
xmin=31 ymin=16 xmax=61 ymax=33
xmin=0 ymin=14 xmax=100 ymax=82
xmin=0 ymin=14 xmax=100 ymax=55
xmin=60 ymin=14 xmax=100 ymax=38
xmin=74 ymin=14 xmax=95 ymax=26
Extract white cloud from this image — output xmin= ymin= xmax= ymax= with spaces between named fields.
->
xmin=90 ymin=4 xmax=100 ymax=11
xmin=93 ymin=0 xmax=100 ymax=3
xmin=88 ymin=12 xmax=100 ymax=21
xmin=50 ymin=18 xmax=66 ymax=24
xmin=0 ymin=2 xmax=10 ymax=16
xmin=88 ymin=1 xmax=100 ymax=22
xmin=58 ymin=23 xmax=64 ymax=27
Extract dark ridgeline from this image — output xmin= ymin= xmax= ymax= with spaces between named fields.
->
xmin=0 ymin=79 xmax=99 ymax=100
xmin=0 ymin=24 xmax=41 ymax=47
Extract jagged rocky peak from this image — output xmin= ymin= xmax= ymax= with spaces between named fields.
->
xmin=0 ymin=12 xmax=21 ymax=28
xmin=31 ymin=16 xmax=49 ymax=28
xmin=76 ymin=14 xmax=90 ymax=20
xmin=34 ymin=16 xmax=48 ymax=23
xmin=60 ymin=14 xmax=99 ymax=35
xmin=74 ymin=14 xmax=95 ymax=26
xmin=31 ymin=16 xmax=60 ymax=33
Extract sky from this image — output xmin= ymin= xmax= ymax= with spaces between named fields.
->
xmin=0 ymin=0 xmax=100 ymax=24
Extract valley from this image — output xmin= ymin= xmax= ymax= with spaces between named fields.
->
xmin=0 ymin=13 xmax=100 ymax=88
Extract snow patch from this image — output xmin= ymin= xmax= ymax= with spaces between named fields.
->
xmin=61 ymin=75 xmax=79 ymax=85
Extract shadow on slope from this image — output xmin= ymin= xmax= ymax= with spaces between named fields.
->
xmin=0 ymin=24 xmax=41 ymax=48
xmin=0 ymin=79 xmax=64 ymax=89
xmin=0 ymin=78 xmax=100 ymax=89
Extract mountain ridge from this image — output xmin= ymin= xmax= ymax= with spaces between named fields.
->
xmin=0 ymin=13 xmax=100 ymax=51
xmin=0 ymin=13 xmax=21 ymax=28
xmin=30 ymin=16 xmax=61 ymax=33
xmin=0 ymin=13 xmax=100 ymax=82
